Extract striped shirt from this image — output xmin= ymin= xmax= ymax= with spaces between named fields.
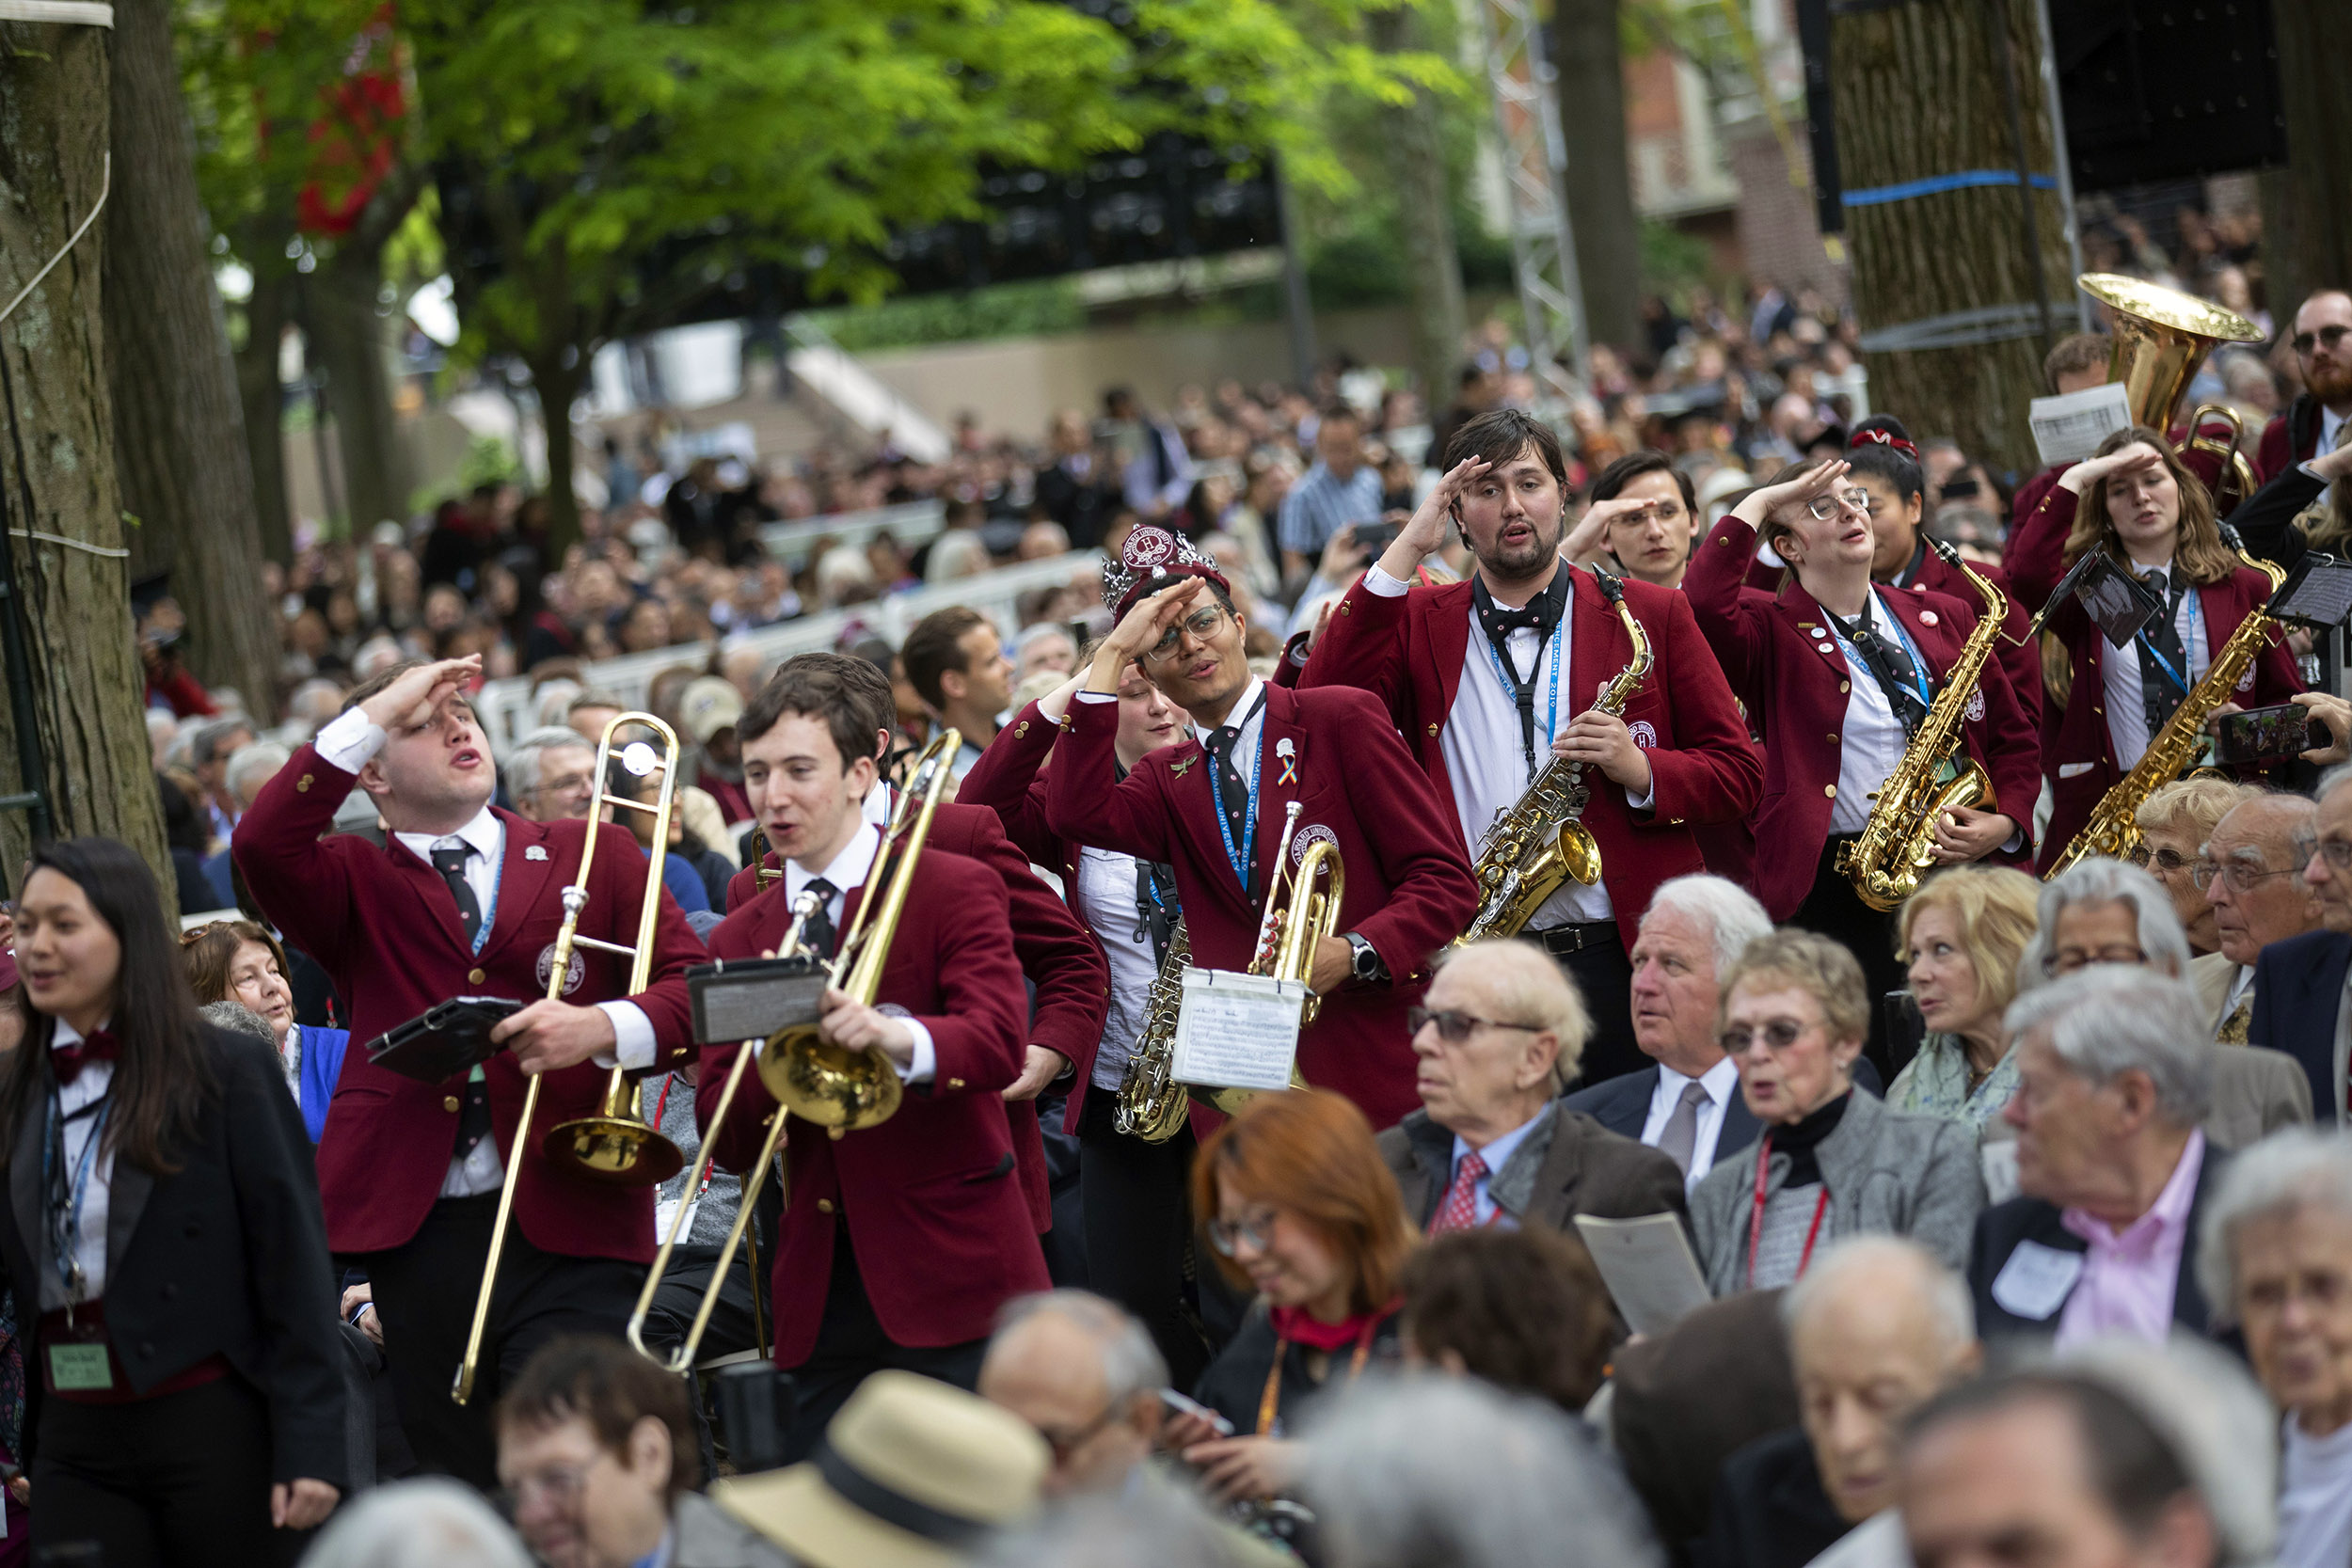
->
xmin=1276 ymin=462 xmax=1386 ymax=556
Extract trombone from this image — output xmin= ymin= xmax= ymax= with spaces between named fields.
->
xmin=453 ymin=712 xmax=687 ymax=1405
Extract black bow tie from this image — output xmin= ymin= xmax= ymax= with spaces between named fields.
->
xmin=1487 ymin=603 xmax=1546 ymax=634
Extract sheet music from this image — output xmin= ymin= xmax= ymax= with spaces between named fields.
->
xmin=2028 ymin=383 xmax=2134 ymax=467
xmin=1170 ymin=968 xmax=1303 ymax=1091
xmin=1573 ymin=1212 xmax=1712 ymax=1336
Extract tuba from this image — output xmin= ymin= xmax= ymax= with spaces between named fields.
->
xmin=1837 ymin=543 xmax=2010 ymax=911
xmin=2078 ymin=273 xmax=2265 ymax=512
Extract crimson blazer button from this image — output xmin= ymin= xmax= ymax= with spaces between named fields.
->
xmin=1824 ymin=784 xmax=1837 ymax=798
xmin=444 ymin=1096 xmax=461 ymax=1113
xmin=468 ymin=968 xmax=486 ymax=985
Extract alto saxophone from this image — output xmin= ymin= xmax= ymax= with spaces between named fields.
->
xmin=1453 ymin=569 xmax=1653 ymax=946
xmin=1837 ymin=541 xmax=2010 ymax=911
xmin=2044 ymin=549 xmax=2289 ymax=877
xmin=1114 ymin=919 xmax=1193 ymax=1144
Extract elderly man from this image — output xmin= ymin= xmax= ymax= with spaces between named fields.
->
xmin=1377 ymin=939 xmax=1686 ymax=1234
xmin=2252 ymin=766 xmax=2352 ymax=1123
xmin=503 ymin=725 xmax=600 ymax=824
xmin=2192 ymin=793 xmax=2321 ymax=1043
xmin=977 ymin=1291 xmax=1165 ymax=1499
xmin=189 ymin=713 xmax=258 ymax=842
xmin=1967 ymin=967 xmax=2233 ymax=1343
xmin=199 ymin=739 xmax=294 ymax=907
xmin=1701 ymin=1238 xmax=1981 ymax=1568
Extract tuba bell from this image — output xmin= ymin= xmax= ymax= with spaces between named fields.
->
xmin=2077 ymin=272 xmax=2266 ymax=511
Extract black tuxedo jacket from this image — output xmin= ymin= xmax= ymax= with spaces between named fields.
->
xmin=1965 ymin=1142 xmax=2232 ymax=1343
xmin=1558 ymin=1058 xmax=1880 ymax=1166
xmin=2249 ymin=928 xmax=2352 ymax=1125
xmin=0 ymin=1026 xmax=347 ymax=1486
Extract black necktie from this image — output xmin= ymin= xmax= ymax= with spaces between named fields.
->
xmin=1472 ymin=568 xmax=1567 ymax=771
xmin=800 ymin=878 xmax=839 ymax=962
xmin=2136 ymin=568 xmax=2191 ymax=734
xmin=430 ymin=843 xmax=483 ymax=949
xmin=1832 ymin=602 xmax=1932 ymax=735
xmin=1202 ymin=727 xmax=1251 ymax=842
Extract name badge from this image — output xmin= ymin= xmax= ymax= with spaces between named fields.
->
xmin=48 ymin=1341 xmax=113 ymax=1391
xmin=1990 ymin=1239 xmax=2084 ymax=1322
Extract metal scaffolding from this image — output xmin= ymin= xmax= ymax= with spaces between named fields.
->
xmin=1474 ymin=0 xmax=1589 ymax=397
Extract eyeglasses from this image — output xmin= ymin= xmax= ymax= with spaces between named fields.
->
xmin=2292 ymin=325 xmax=2351 ymax=357
xmin=1144 ymin=605 xmax=1227 ymax=664
xmin=1716 ymin=1018 xmax=1819 ymax=1055
xmin=1032 ymin=1400 xmax=1126 ymax=1463
xmin=500 ymin=1461 xmax=594 ymax=1513
xmin=2189 ymin=859 xmax=2302 ymax=894
xmin=1206 ymin=1207 xmax=1279 ymax=1259
xmin=2292 ymin=833 xmax=2352 ymax=871
xmin=1803 ymin=488 xmax=1872 ymax=522
xmin=2125 ymin=845 xmax=2192 ymax=875
xmin=2041 ymin=945 xmax=2146 ymax=977
xmin=530 ymin=771 xmax=596 ymax=801
xmin=1407 ymin=1006 xmax=1544 ymax=1043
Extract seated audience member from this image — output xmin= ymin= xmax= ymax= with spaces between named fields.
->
xmin=1171 ymin=1092 xmax=1416 ymax=1503
xmin=504 ymin=725 xmax=600 ymax=825
xmin=602 ymin=752 xmax=723 ymax=914
xmin=977 ymin=1484 xmax=1285 ymax=1568
xmin=2253 ymin=765 xmax=2352 ymax=1122
xmin=2197 ymin=1129 xmax=2352 ymax=1568
xmin=1300 ymin=1377 xmax=1663 ymax=1568
xmin=1968 ymin=966 xmax=2231 ymax=1344
xmin=978 ymin=1291 xmax=1167 ymax=1500
xmin=183 ymin=918 xmax=349 ymax=1141
xmin=201 ymin=740 xmax=294 ymax=907
xmin=1378 ymin=940 xmax=1686 ymax=1234
xmin=1398 ymin=1226 xmax=1614 ymax=1414
xmin=1699 ymin=1238 xmax=1981 ymax=1568
xmin=495 ymin=1336 xmax=791 ymax=1568
xmin=300 ymin=1477 xmax=532 ymax=1568
xmin=2133 ymin=778 xmax=2261 ymax=958
xmin=712 ymin=1370 xmax=1049 ymax=1568
xmin=1888 ymin=866 xmax=2042 ymax=1140
xmin=2195 ymin=792 xmax=2321 ymax=1043
xmin=1691 ymin=931 xmax=1985 ymax=1291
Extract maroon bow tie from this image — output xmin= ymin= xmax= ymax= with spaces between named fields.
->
xmin=52 ymin=1029 xmax=119 ymax=1086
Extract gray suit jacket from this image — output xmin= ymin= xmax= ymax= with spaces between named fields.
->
xmin=2189 ymin=951 xmax=2239 ymax=1038
xmin=2204 ymin=1043 xmax=2312 ymax=1150
xmin=676 ymin=1490 xmax=797 ymax=1568
xmin=1377 ymin=1101 xmax=1690 ymax=1234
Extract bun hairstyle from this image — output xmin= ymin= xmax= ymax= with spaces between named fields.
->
xmin=1846 ymin=415 xmax=1926 ymax=503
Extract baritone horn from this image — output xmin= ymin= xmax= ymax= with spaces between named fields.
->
xmin=2077 ymin=272 xmax=2265 ymax=510
xmin=453 ymin=713 xmax=687 ymax=1405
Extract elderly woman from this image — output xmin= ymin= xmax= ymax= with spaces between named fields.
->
xmin=2196 ymin=1129 xmax=2352 ymax=1568
xmin=1889 ymin=866 xmax=2043 ymax=1138
xmin=1691 ymin=931 xmax=1984 ymax=1292
xmin=2015 ymin=857 xmax=2193 ymax=984
xmin=2132 ymin=777 xmax=2261 ymax=956
xmin=182 ymin=919 xmax=349 ymax=1142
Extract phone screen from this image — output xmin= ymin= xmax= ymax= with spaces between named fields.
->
xmin=2214 ymin=704 xmax=2308 ymax=765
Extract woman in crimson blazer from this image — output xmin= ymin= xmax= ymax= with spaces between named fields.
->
xmin=1686 ymin=460 xmax=2041 ymax=1062
xmin=2007 ymin=425 xmax=2302 ymax=872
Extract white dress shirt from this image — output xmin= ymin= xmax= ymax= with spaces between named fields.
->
xmin=1363 ymin=564 xmax=1650 ymax=927
xmin=1641 ymin=1054 xmax=1743 ymax=1187
xmin=1821 ymin=592 xmax=1919 ymax=836
xmin=2097 ymin=567 xmax=2209 ymax=772
xmin=1075 ymin=846 xmax=1160 ymax=1092
xmin=781 ymin=822 xmax=935 ymax=1085
xmin=1446 ymin=1109 xmax=1547 ymax=1227
xmin=1077 ymin=675 xmax=1270 ymax=879
xmin=43 ymin=1017 xmax=116 ymax=1309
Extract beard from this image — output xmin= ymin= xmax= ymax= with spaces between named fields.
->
xmin=2308 ymin=359 xmax=2352 ymax=405
xmin=1475 ymin=514 xmax=1565 ymax=580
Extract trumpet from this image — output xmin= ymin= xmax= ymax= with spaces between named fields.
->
xmin=1191 ymin=801 xmax=1334 ymax=1118
xmin=453 ymin=713 xmax=688 ymax=1405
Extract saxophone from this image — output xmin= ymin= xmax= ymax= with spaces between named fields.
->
xmin=1113 ymin=920 xmax=1193 ymax=1144
xmin=1452 ymin=569 xmax=1653 ymax=946
xmin=2043 ymin=549 xmax=2289 ymax=878
xmin=1836 ymin=541 xmax=2009 ymax=911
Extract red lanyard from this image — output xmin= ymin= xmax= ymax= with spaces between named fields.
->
xmin=1255 ymin=1319 xmax=1379 ymax=1437
xmin=1745 ymin=1131 xmax=1832 ymax=1290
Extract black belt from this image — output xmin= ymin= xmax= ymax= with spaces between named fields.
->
xmin=1529 ymin=921 xmax=1621 ymax=956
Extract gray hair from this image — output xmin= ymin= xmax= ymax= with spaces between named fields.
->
xmin=354 ymin=635 xmax=405 ymax=681
xmin=1782 ymin=1235 xmax=1975 ymax=1351
xmin=977 ymin=1478 xmax=1244 ymax=1568
xmin=2203 ymin=791 xmax=2317 ymax=871
xmin=199 ymin=1001 xmax=276 ymax=1047
xmin=2196 ymin=1127 xmax=2352 ymax=1325
xmin=532 ymin=679 xmax=583 ymax=729
xmin=991 ymin=1290 xmax=1168 ymax=1410
xmin=503 ymin=726 xmax=596 ymax=800
xmin=1643 ymin=874 xmax=1772 ymax=979
xmin=223 ymin=740 xmax=293 ymax=808
xmin=298 ymin=1478 xmax=532 ymax=1568
xmin=188 ymin=715 xmax=255 ymax=768
xmin=1299 ymin=1376 xmax=1662 ymax=1568
xmin=2318 ymin=761 xmax=2352 ymax=803
xmin=2016 ymin=858 xmax=2192 ymax=990
xmin=2002 ymin=967 xmax=2213 ymax=1126
xmin=1433 ymin=938 xmax=1592 ymax=1089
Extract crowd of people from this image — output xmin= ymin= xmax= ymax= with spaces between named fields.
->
xmin=11 ymin=261 xmax=2352 ymax=1568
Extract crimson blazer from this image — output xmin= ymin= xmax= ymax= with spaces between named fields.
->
xmin=2005 ymin=484 xmax=2302 ymax=870
xmin=699 ymin=855 xmax=1048 ymax=1365
xmin=723 ymin=797 xmax=1107 ymax=1226
xmin=1684 ymin=514 xmax=2044 ymax=921
xmin=1297 ymin=565 xmax=1762 ymax=953
xmin=235 ymin=745 xmax=702 ymax=1261
xmin=1045 ymin=681 xmax=1479 ymax=1129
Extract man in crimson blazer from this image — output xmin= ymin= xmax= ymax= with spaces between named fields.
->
xmin=235 ymin=655 xmax=704 ymax=1487
xmin=721 ymin=652 xmax=1108 ymax=1275
xmin=2256 ymin=290 xmax=2352 ymax=482
xmin=1046 ymin=527 xmax=1480 ymax=1130
xmin=699 ymin=660 xmax=1046 ymax=1461
xmin=1299 ymin=409 xmax=1761 ymax=1085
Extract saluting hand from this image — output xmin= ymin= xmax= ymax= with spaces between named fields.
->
xmin=2059 ymin=442 xmax=2164 ymax=495
xmin=1563 ymin=495 xmax=1645 ymax=567
xmin=1375 ymin=456 xmax=1488 ymax=583
xmin=493 ymin=999 xmax=618 ymax=1074
xmin=1090 ymin=579 xmax=1209 ymax=692
xmin=1733 ymin=459 xmax=1850 ymax=531
xmin=818 ymin=986 xmax=914 ymax=1068
xmin=357 ymin=655 xmax=483 ymax=733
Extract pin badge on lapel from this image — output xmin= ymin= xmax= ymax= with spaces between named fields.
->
xmin=1275 ymin=736 xmax=1297 ymax=786
xmin=525 ymin=846 xmax=549 ymax=862
xmin=1171 ymin=755 xmax=1197 ymax=780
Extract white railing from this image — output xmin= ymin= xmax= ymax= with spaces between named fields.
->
xmin=474 ymin=549 xmax=1104 ymax=752
xmin=784 ymin=315 xmax=950 ymax=462
xmin=754 ymin=498 xmax=947 ymax=569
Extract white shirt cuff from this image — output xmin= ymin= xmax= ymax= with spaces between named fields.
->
xmin=1626 ymin=782 xmax=1656 ymax=813
xmin=1074 ymin=689 xmax=1118 ymax=705
xmin=895 ymin=1020 xmax=936 ymax=1085
xmin=2001 ymin=823 xmax=2027 ymax=855
xmin=592 ymin=1002 xmax=658 ymax=1070
xmin=1363 ymin=565 xmax=1412 ymax=598
xmin=314 ymin=706 xmax=386 ymax=772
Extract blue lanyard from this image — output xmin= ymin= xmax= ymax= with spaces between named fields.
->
xmin=1208 ymin=699 xmax=1265 ymax=896
xmin=1479 ymin=614 xmax=1565 ymax=777
xmin=2131 ymin=590 xmax=2199 ymax=696
xmin=42 ymin=1091 xmax=110 ymax=1302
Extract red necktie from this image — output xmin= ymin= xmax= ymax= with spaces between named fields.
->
xmin=1428 ymin=1149 xmax=1489 ymax=1235
xmin=53 ymin=1028 xmax=119 ymax=1086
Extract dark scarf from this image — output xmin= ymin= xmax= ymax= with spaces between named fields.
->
xmin=1771 ymin=1089 xmax=1851 ymax=1187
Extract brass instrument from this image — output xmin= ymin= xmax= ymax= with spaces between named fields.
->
xmin=758 ymin=728 xmax=960 ymax=1137
xmin=626 ymin=889 xmax=826 ymax=1373
xmin=2078 ymin=272 xmax=2265 ymax=511
xmin=1836 ymin=543 xmax=2009 ymax=911
xmin=1453 ymin=569 xmax=1653 ymax=945
xmin=454 ymin=713 xmax=687 ymax=1404
xmin=1113 ymin=918 xmax=1193 ymax=1143
xmin=752 ymin=824 xmax=783 ymax=895
xmin=1196 ymin=800 xmax=1340 ymax=1117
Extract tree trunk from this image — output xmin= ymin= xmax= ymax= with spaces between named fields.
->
xmin=1553 ymin=0 xmax=1643 ymax=356
xmin=0 ymin=15 xmax=173 ymax=901
xmin=531 ymin=351 xmax=585 ymax=561
xmin=237 ymin=258 xmax=294 ymax=566
xmin=313 ymin=245 xmax=410 ymax=536
xmin=1366 ymin=5 xmax=1467 ymax=408
xmin=2265 ymin=0 xmax=2352 ymax=318
xmin=1832 ymin=0 xmax=2071 ymax=477
xmin=103 ymin=0 xmax=278 ymax=722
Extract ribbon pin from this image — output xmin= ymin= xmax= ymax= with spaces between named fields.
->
xmin=1275 ymin=736 xmax=1298 ymax=786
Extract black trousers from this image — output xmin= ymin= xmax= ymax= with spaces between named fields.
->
xmin=361 ymin=1193 xmax=645 ymax=1491
xmin=1076 ymin=1090 xmax=1216 ymax=1390
xmin=1789 ymin=835 xmax=1904 ymax=1078
xmin=1534 ymin=927 xmax=1643 ymax=1088
xmin=33 ymin=1372 xmax=299 ymax=1568
xmin=637 ymin=1242 xmax=762 ymax=1481
xmin=778 ymin=1225 xmax=986 ymax=1467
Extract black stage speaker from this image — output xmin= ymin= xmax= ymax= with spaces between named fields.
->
xmin=2047 ymin=0 xmax=2287 ymax=191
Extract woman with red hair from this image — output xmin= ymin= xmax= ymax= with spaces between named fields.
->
xmin=1168 ymin=1091 xmax=1418 ymax=1503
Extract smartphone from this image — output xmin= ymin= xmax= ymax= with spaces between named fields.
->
xmin=2214 ymin=703 xmax=2309 ymax=765
xmin=1160 ymin=1386 xmax=1235 ymax=1436
xmin=1351 ymin=521 xmax=1399 ymax=557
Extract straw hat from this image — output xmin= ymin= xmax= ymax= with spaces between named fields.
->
xmin=714 ymin=1372 xmax=1049 ymax=1568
